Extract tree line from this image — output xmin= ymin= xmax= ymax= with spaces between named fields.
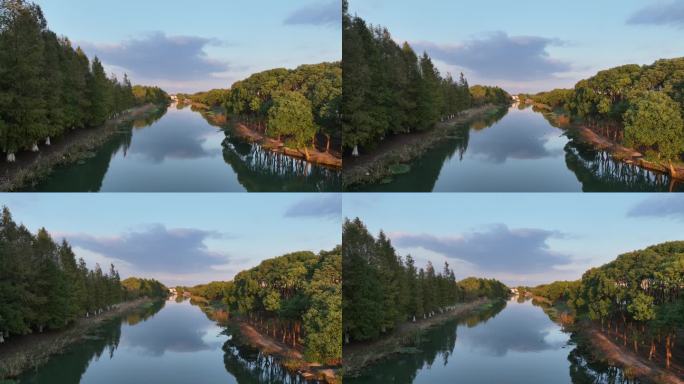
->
xmin=0 ymin=0 xmax=169 ymax=162
xmin=0 ymin=206 xmax=167 ymax=344
xmin=181 ymin=249 xmax=342 ymax=365
xmin=342 ymin=218 xmax=509 ymax=344
xmin=342 ymin=0 xmax=511 ymax=155
xmin=529 ymin=241 xmax=683 ymax=369
xmin=524 ymin=58 xmax=684 ymax=170
xmin=179 ymin=62 xmax=341 ymax=159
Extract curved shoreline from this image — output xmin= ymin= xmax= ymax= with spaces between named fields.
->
xmin=0 ymin=104 xmax=163 ymax=191
xmin=0 ymin=297 xmax=155 ymax=380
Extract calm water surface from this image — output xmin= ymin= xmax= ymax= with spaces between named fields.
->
xmin=354 ymin=106 xmax=682 ymax=192
xmin=348 ymin=299 xmax=637 ymax=384
xmin=19 ymin=298 xmax=305 ymax=384
xmin=25 ymin=105 xmax=340 ymax=192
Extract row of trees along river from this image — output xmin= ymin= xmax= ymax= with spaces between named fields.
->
xmin=179 ymin=249 xmax=342 ymax=367
xmin=0 ymin=0 xmax=169 ymax=162
xmin=522 ymin=57 xmax=684 ymax=175
xmin=525 ymin=241 xmax=683 ymax=373
xmin=342 ymin=218 xmax=509 ymax=344
xmin=341 ymin=0 xmax=510 ymax=156
xmin=177 ymin=60 xmax=342 ymax=159
xmin=0 ymin=206 xmax=167 ymax=344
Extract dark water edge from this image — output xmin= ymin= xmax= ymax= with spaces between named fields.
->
xmin=22 ymin=104 xmax=341 ymax=192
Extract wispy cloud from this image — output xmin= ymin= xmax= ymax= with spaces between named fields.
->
xmin=391 ymin=224 xmax=572 ymax=273
xmin=284 ymin=0 xmax=340 ymax=27
xmin=81 ymin=32 xmax=229 ymax=82
xmin=66 ymin=224 xmax=230 ymax=273
xmin=413 ymin=31 xmax=571 ymax=81
xmin=627 ymin=195 xmax=684 ymax=220
xmin=284 ymin=194 xmax=341 ymax=220
xmin=627 ymin=0 xmax=684 ymax=28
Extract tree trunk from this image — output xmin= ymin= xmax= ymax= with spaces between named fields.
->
xmin=31 ymin=143 xmax=39 ymax=152
xmin=665 ymin=334 xmax=672 ymax=369
xmin=325 ymin=134 xmax=331 ymax=153
xmin=649 ymin=339 xmax=655 ymax=360
xmin=304 ymin=146 xmax=310 ymax=161
xmin=6 ymin=153 xmax=15 ymax=162
xmin=45 ymin=136 xmax=51 ymax=146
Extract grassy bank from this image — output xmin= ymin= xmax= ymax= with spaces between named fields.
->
xmin=0 ymin=298 xmax=155 ymax=380
xmin=0 ymin=103 xmax=164 ymax=191
xmin=343 ymin=104 xmax=505 ymax=189
xmin=343 ymin=298 xmax=497 ymax=378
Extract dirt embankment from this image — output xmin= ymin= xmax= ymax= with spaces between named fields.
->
xmin=343 ymin=298 xmax=493 ymax=377
xmin=0 ymin=298 xmax=154 ymax=380
xmin=573 ymin=125 xmax=684 ymax=182
xmin=342 ymin=105 xmax=503 ymax=188
xmin=0 ymin=104 xmax=161 ymax=191
xmin=230 ymin=123 xmax=342 ymax=169
xmin=580 ymin=324 xmax=683 ymax=384
xmin=233 ymin=321 xmax=340 ymax=384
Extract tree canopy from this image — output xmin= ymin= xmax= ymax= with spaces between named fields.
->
xmin=0 ymin=206 xmax=166 ymax=343
xmin=342 ymin=2 xmax=511 ymax=153
xmin=0 ymin=0 xmax=168 ymax=158
xmin=342 ymin=217 xmax=509 ymax=344
xmin=183 ymin=249 xmax=342 ymax=365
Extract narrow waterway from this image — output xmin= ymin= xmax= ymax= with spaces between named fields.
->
xmin=24 ymin=105 xmax=341 ymax=192
xmin=348 ymin=299 xmax=637 ymax=384
xmin=354 ymin=106 xmax=681 ymax=192
xmin=18 ymin=298 xmax=306 ymax=384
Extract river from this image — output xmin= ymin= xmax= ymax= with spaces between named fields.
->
xmin=347 ymin=298 xmax=637 ymax=384
xmin=24 ymin=104 xmax=341 ymax=192
xmin=353 ymin=105 xmax=682 ymax=192
xmin=18 ymin=298 xmax=306 ymax=384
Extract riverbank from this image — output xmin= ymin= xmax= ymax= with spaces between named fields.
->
xmin=572 ymin=125 xmax=684 ymax=183
xmin=343 ymin=298 xmax=495 ymax=377
xmin=0 ymin=297 xmax=155 ymax=380
xmin=575 ymin=322 xmax=683 ymax=384
xmin=538 ymin=107 xmax=684 ymax=185
xmin=187 ymin=103 xmax=342 ymax=169
xmin=231 ymin=320 xmax=340 ymax=384
xmin=342 ymin=104 xmax=504 ymax=189
xmin=0 ymin=104 xmax=163 ymax=191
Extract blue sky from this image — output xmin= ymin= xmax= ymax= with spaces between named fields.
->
xmin=348 ymin=0 xmax=684 ymax=93
xmin=1 ymin=193 xmax=341 ymax=286
xmin=343 ymin=194 xmax=684 ymax=286
xmin=34 ymin=0 xmax=340 ymax=93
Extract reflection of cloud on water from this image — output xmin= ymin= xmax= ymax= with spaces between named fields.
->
xmin=467 ymin=111 xmax=565 ymax=164
xmin=457 ymin=301 xmax=569 ymax=356
xmin=121 ymin=302 xmax=227 ymax=356
xmin=127 ymin=120 xmax=223 ymax=164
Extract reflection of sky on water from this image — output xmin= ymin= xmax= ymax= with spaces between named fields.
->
xmin=121 ymin=300 xmax=227 ymax=356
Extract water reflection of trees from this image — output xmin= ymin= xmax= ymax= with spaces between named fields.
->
xmin=564 ymin=140 xmax=682 ymax=192
xmin=19 ymin=301 xmax=165 ymax=383
xmin=222 ymin=337 xmax=306 ymax=384
xmin=222 ymin=135 xmax=341 ymax=192
xmin=567 ymin=334 xmax=640 ymax=384
xmin=350 ymin=301 xmax=506 ymax=383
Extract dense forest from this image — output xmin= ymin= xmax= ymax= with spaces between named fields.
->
xmin=0 ymin=206 xmax=167 ymax=344
xmin=0 ymin=0 xmax=169 ymax=162
xmin=342 ymin=0 xmax=510 ymax=155
xmin=181 ymin=249 xmax=342 ymax=365
xmin=524 ymin=58 xmax=684 ymax=169
xmin=342 ymin=218 xmax=509 ymax=344
xmin=528 ymin=241 xmax=683 ymax=370
xmin=178 ymin=62 xmax=341 ymax=158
